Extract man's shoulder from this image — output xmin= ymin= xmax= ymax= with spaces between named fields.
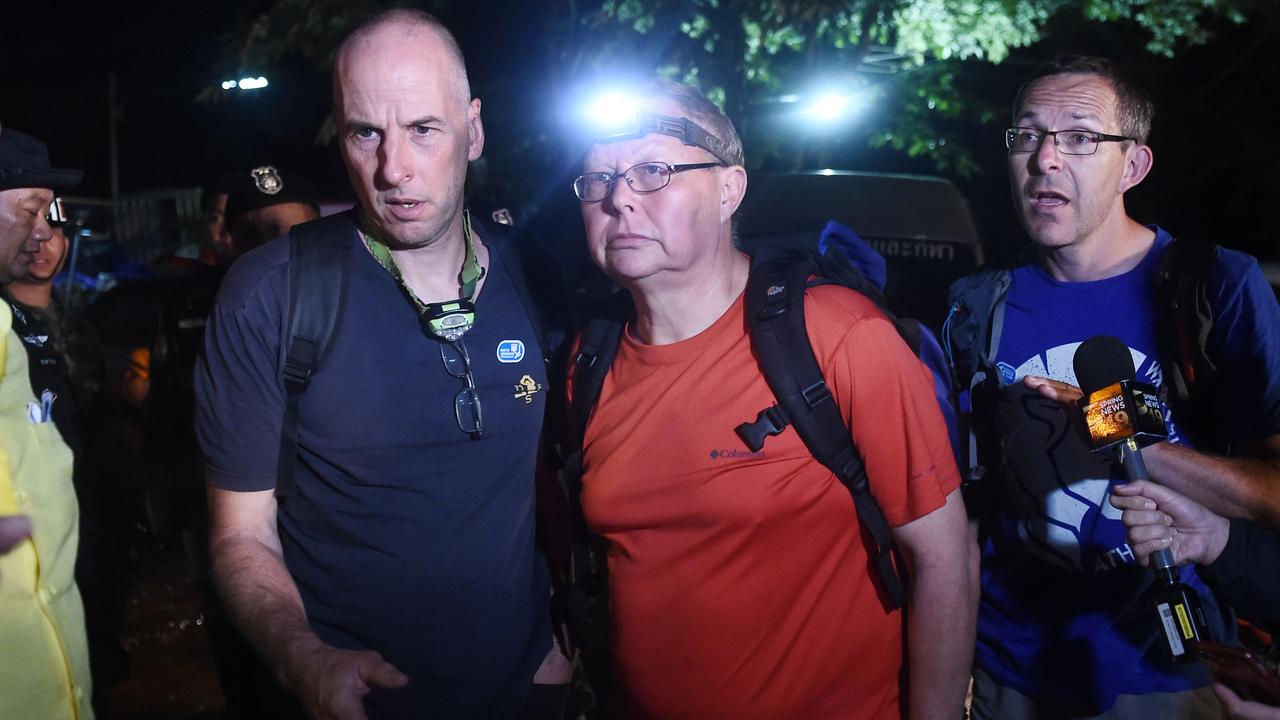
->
xmin=215 ymin=236 xmax=291 ymax=310
xmin=805 ymin=283 xmax=890 ymax=328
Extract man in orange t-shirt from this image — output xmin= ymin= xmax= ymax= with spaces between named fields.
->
xmin=568 ymin=78 xmax=979 ymax=719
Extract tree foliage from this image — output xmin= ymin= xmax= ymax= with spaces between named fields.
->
xmin=210 ymin=0 xmax=1262 ymax=200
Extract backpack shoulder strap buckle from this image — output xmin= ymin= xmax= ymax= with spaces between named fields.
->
xmin=735 ymin=404 xmax=789 ymax=452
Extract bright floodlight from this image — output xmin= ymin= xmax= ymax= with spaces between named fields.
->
xmin=238 ymin=76 xmax=269 ymax=90
xmin=584 ymin=92 xmax=637 ymax=132
xmin=807 ymin=93 xmax=852 ymax=122
xmin=221 ymin=80 xmax=238 ymax=90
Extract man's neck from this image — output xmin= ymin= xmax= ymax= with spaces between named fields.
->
xmin=627 ymin=247 xmax=750 ymax=346
xmin=4 ymin=281 xmax=52 ymax=310
xmin=365 ymin=212 xmax=489 ymax=304
xmin=1037 ymin=215 xmax=1156 ymax=283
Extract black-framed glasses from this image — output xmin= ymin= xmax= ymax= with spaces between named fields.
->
xmin=440 ymin=340 xmax=483 ymax=438
xmin=573 ymin=161 xmax=724 ymax=202
xmin=1005 ymin=127 xmax=1133 ymax=156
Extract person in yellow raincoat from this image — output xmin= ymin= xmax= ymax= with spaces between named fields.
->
xmin=0 ymin=125 xmax=93 ymax=720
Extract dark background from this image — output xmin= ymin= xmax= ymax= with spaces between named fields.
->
xmin=3 ymin=2 xmax=1277 ymax=265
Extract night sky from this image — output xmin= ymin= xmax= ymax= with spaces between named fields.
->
xmin=5 ymin=1 xmax=1278 ymax=265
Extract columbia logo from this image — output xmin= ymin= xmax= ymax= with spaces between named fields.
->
xmin=710 ymin=448 xmax=766 ymax=460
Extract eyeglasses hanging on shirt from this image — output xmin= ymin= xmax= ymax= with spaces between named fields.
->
xmin=362 ymin=211 xmax=486 ymax=438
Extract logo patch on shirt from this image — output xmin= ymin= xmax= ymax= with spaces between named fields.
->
xmin=496 ymin=339 xmax=525 ymax=363
xmin=996 ymin=361 xmax=1017 ymax=384
xmin=21 ymin=334 xmax=49 ymax=348
xmin=709 ymin=448 xmax=766 ymax=460
xmin=513 ymin=374 xmax=542 ymax=404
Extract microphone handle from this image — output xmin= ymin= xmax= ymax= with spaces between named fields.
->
xmin=1118 ymin=438 xmax=1178 ymax=569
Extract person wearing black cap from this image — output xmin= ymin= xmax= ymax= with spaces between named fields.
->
xmin=0 ymin=125 xmax=94 ymax=719
xmin=222 ymin=165 xmax=320 ymax=261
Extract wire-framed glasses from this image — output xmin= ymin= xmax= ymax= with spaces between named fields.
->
xmin=573 ymin=161 xmax=724 ymax=202
xmin=440 ymin=339 xmax=483 ymax=438
xmin=1005 ymin=127 xmax=1133 ymax=156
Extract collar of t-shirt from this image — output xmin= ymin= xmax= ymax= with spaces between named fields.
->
xmin=360 ymin=210 xmax=486 ymax=312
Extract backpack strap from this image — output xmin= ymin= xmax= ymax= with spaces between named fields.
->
xmin=944 ymin=265 xmax=1012 ymax=390
xmin=276 ymin=212 xmax=356 ymax=497
xmin=1155 ymin=236 xmax=1221 ymax=448
xmin=559 ymin=292 xmax=632 ymax=666
xmin=1156 ymin=237 xmax=1219 ymax=402
xmin=739 ymin=250 xmax=908 ymax=609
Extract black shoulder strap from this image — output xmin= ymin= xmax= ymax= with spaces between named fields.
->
xmin=1156 ymin=236 xmax=1219 ymax=404
xmin=560 ymin=292 xmax=632 ymax=661
xmin=276 ymin=212 xmax=356 ymax=497
xmin=738 ymin=251 xmax=907 ymax=609
xmin=567 ymin=291 xmax=633 ymax=442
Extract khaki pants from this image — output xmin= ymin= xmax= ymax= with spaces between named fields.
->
xmin=970 ymin=665 xmax=1220 ymax=720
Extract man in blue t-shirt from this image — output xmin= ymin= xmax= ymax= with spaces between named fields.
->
xmin=194 ymin=9 xmax=569 ymax=719
xmin=948 ymin=56 xmax=1280 ymax=718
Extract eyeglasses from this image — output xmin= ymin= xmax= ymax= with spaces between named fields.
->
xmin=1006 ymin=127 xmax=1133 ymax=156
xmin=440 ymin=340 xmax=483 ymax=438
xmin=573 ymin=161 xmax=724 ymax=202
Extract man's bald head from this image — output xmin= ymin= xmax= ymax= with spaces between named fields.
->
xmin=333 ymin=9 xmax=472 ymax=111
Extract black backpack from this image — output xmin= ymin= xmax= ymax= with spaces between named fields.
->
xmin=273 ymin=211 xmax=567 ymax=497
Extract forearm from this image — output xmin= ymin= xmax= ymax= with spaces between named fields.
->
xmin=210 ymin=530 xmax=324 ymax=688
xmin=1143 ymin=442 xmax=1280 ymax=526
xmin=904 ymin=542 xmax=979 ymax=719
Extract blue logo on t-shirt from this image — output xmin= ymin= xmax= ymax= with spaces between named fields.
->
xmin=996 ymin=361 xmax=1017 ymax=384
xmin=496 ymin=340 xmax=525 ymax=363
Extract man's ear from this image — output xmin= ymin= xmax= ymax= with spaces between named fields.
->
xmin=719 ymin=165 xmax=748 ymax=224
xmin=467 ymin=98 xmax=485 ymax=162
xmin=1118 ymin=142 xmax=1153 ymax=194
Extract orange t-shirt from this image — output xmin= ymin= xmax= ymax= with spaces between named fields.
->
xmin=575 ymin=286 xmax=960 ymax=720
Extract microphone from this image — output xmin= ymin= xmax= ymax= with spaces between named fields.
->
xmin=1072 ymin=335 xmax=1167 ymax=459
xmin=1072 ymin=335 xmax=1207 ymax=662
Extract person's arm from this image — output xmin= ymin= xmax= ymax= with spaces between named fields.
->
xmin=1142 ymin=437 xmax=1280 ymax=527
xmin=1111 ymin=479 xmax=1280 ymax=629
xmin=891 ymin=488 xmax=978 ymax=720
xmin=1023 ymin=375 xmax=1280 ymax=524
xmin=1108 ymin=479 xmax=1230 ymax=567
xmin=1214 ymin=683 xmax=1280 ymax=720
xmin=208 ymin=486 xmax=407 ymax=720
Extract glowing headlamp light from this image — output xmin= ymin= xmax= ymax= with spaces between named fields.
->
xmin=593 ymin=112 xmax=733 ymax=166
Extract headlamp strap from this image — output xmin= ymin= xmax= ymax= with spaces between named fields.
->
xmin=362 ymin=211 xmax=484 ymax=341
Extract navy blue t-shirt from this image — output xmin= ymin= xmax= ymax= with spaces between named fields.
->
xmin=196 ymin=219 xmax=552 ymax=718
xmin=975 ymin=226 xmax=1280 ymax=712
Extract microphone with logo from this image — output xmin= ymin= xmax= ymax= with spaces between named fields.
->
xmin=1072 ymin=335 xmax=1209 ymax=663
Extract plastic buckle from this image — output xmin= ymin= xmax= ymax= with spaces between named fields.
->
xmin=735 ymin=405 xmax=789 ymax=452
xmin=801 ymin=380 xmax=832 ymax=408
xmin=282 ymin=362 xmax=312 ymax=393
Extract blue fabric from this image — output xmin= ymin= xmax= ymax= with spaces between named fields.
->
xmin=974 ymin=226 xmax=1280 ymax=712
xmin=818 ymin=219 xmax=886 ymax=291
xmin=196 ymin=220 xmax=552 ymax=718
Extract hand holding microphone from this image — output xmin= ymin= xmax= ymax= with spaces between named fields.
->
xmin=1071 ymin=335 xmax=1209 ymax=662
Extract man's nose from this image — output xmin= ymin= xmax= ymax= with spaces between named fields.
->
xmin=1032 ymin=133 xmax=1063 ymax=174
xmin=604 ymin=174 xmax=638 ymax=215
xmin=377 ymin=133 xmax=412 ymax=188
xmin=31 ymin=216 xmax=53 ymax=244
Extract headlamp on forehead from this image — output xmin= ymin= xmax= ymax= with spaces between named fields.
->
xmin=593 ymin=112 xmax=733 ymax=166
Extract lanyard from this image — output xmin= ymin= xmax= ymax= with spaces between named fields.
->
xmin=362 ymin=210 xmax=486 ymax=311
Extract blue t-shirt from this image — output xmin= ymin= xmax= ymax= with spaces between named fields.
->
xmin=975 ymin=226 xmax=1280 ymax=712
xmin=195 ymin=219 xmax=553 ymax=718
